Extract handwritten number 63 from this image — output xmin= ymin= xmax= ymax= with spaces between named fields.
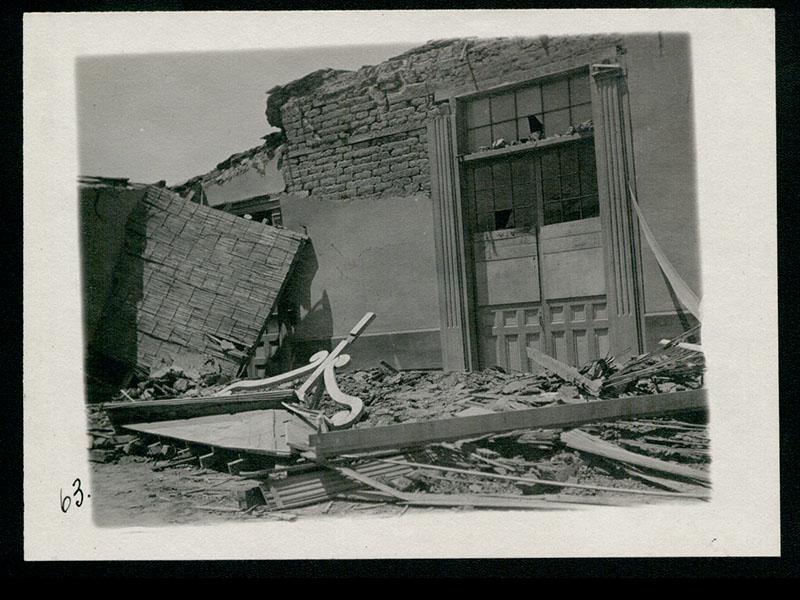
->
xmin=60 ymin=478 xmax=85 ymax=513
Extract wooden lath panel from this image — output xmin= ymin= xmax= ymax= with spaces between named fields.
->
xmin=89 ymin=185 xmax=307 ymax=375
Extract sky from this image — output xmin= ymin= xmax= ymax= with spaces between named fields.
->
xmin=77 ymin=43 xmax=419 ymax=186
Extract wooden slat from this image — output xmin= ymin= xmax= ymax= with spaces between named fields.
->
xmin=259 ymin=460 xmax=413 ymax=510
xmin=397 ymin=493 xmax=586 ymax=510
xmin=123 ymin=409 xmax=294 ymax=456
xmin=560 ymin=428 xmax=710 ymax=483
xmin=310 ymin=389 xmax=708 ymax=457
xmin=526 ymin=346 xmax=602 ymax=396
xmin=218 ymin=350 xmax=329 ymax=395
xmin=103 ymin=389 xmax=295 ymax=428
xmin=379 ymin=459 xmax=709 ymax=499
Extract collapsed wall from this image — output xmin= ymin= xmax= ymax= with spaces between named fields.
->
xmin=80 ymin=181 xmax=307 ymax=399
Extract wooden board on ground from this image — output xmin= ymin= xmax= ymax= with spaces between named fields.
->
xmin=560 ymin=428 xmax=710 ymax=483
xmin=258 ymin=459 xmax=413 ymax=511
xmin=123 ymin=409 xmax=295 ymax=457
xmin=526 ymin=346 xmax=602 ymax=396
xmin=103 ymin=389 xmax=295 ymax=429
xmin=310 ymin=389 xmax=708 ymax=457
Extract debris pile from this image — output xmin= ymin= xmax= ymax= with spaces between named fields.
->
xmin=94 ymin=314 xmax=708 ymax=516
xmin=110 ymin=352 xmax=234 ymax=403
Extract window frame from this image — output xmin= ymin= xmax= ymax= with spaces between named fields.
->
xmin=459 ymin=68 xmax=593 ymax=155
xmin=456 ymin=68 xmax=600 ymax=235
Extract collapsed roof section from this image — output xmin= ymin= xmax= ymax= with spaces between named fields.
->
xmin=81 ymin=181 xmax=307 ymax=391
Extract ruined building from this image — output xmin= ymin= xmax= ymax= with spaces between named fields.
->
xmin=174 ymin=34 xmax=701 ymax=374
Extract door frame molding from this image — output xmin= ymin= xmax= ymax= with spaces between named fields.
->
xmin=428 ymin=48 xmax=645 ymax=371
xmin=589 ymin=62 xmax=646 ymax=360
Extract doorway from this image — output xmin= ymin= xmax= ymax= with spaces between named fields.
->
xmin=465 ymin=137 xmax=610 ymax=371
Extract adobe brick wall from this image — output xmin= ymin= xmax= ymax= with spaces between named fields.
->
xmin=269 ymin=35 xmax=621 ymax=203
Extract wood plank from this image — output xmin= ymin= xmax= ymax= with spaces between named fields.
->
xmin=378 ymin=459 xmax=709 ymax=499
xmin=526 ymin=346 xmax=602 ymax=396
xmin=397 ymin=493 xmax=586 ymax=510
xmin=560 ymin=428 xmax=710 ymax=483
xmin=328 ymin=466 xmax=409 ymax=500
xmin=123 ymin=409 xmax=295 ymax=456
xmin=103 ymin=389 xmax=295 ymax=428
xmin=258 ymin=460 xmax=414 ymax=511
xmin=310 ymin=389 xmax=708 ymax=457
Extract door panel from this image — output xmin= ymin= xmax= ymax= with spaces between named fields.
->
xmin=473 ymin=229 xmax=540 ymax=306
xmin=539 ymin=217 xmax=605 ymax=299
xmin=465 ymin=139 xmax=609 ymax=371
xmin=478 ymin=304 xmax=547 ymax=372
xmin=545 ymin=296 xmax=610 ymax=366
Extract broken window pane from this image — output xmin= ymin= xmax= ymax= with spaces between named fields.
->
xmin=490 ymin=93 xmax=516 ymax=123
xmin=542 ymin=78 xmax=569 ymax=111
xmin=527 ymin=115 xmax=544 ymax=138
xmin=467 ymin=97 xmax=491 ymax=128
xmin=494 ymin=209 xmax=514 ymax=229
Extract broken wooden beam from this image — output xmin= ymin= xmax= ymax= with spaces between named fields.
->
xmin=378 ymin=459 xmax=709 ymax=499
xmin=103 ymin=388 xmax=295 ymax=429
xmin=559 ymin=428 xmax=710 ymax=483
xmin=310 ymin=389 xmax=708 ymax=457
xmin=526 ymin=346 xmax=602 ymax=396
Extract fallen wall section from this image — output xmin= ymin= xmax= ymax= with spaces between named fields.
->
xmin=82 ymin=183 xmax=307 ymax=388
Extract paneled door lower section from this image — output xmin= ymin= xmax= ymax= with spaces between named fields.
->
xmin=472 ymin=218 xmax=610 ymax=372
xmin=478 ymin=296 xmax=609 ymax=372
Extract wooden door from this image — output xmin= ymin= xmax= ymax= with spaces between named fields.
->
xmin=467 ymin=137 xmax=609 ymax=371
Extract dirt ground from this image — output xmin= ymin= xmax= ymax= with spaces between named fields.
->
xmin=88 ymin=452 xmax=699 ymax=528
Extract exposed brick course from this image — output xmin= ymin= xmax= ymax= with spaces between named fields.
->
xmin=267 ymin=36 xmax=621 ymax=203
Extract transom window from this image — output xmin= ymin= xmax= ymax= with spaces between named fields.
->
xmin=465 ymin=138 xmax=599 ymax=232
xmin=464 ymin=72 xmax=592 ymax=154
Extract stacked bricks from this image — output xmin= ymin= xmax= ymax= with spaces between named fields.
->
xmin=270 ymin=35 xmax=621 ymax=204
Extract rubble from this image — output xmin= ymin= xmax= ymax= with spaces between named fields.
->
xmin=92 ymin=320 xmax=709 ymax=519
